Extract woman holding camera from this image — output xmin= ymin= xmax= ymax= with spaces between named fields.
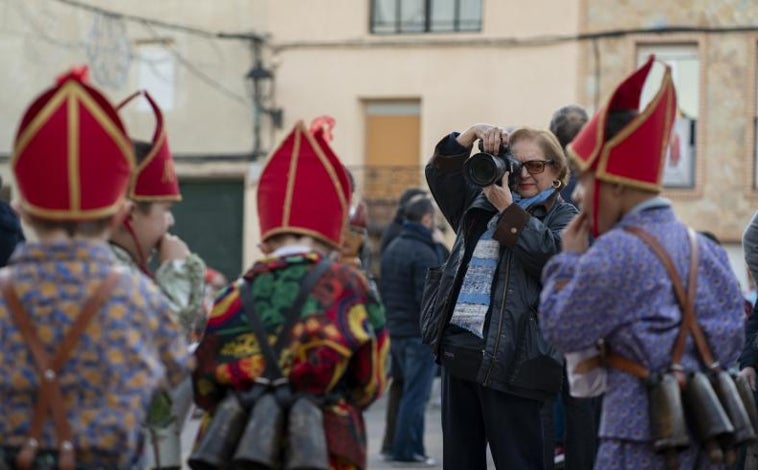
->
xmin=423 ymin=124 xmax=577 ymax=469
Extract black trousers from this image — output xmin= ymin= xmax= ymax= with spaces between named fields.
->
xmin=441 ymin=368 xmax=544 ymax=470
xmin=562 ymin=386 xmax=601 ymax=470
xmin=539 ymin=373 xmax=602 ymax=470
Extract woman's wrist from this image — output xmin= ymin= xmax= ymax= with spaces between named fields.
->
xmin=456 ymin=128 xmax=477 ymax=147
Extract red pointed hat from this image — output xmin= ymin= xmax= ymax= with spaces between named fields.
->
xmin=12 ymin=66 xmax=135 ymax=221
xmin=117 ymin=90 xmax=181 ymax=202
xmin=567 ymin=55 xmax=677 ymax=192
xmin=257 ymin=119 xmax=352 ymax=249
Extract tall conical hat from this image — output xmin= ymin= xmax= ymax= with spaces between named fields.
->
xmin=568 ymin=55 xmax=677 ymax=190
xmin=257 ymin=118 xmax=351 ymax=249
xmin=117 ymin=90 xmax=181 ymax=202
xmin=567 ymin=55 xmax=677 ymax=235
xmin=12 ymin=66 xmax=135 ymax=221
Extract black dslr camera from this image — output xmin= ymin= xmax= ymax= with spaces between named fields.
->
xmin=463 ymin=140 xmax=522 ymax=188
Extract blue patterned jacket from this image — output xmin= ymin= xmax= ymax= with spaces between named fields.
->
xmin=540 ymin=204 xmax=744 ymax=441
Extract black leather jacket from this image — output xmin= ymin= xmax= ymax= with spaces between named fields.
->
xmin=423 ymin=134 xmax=577 ymax=401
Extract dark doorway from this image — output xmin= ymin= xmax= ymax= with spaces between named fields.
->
xmin=171 ymin=178 xmax=245 ymax=281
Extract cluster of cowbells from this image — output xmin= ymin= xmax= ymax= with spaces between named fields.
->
xmin=649 ymin=368 xmax=758 ymax=469
xmin=189 ymin=385 xmax=329 ymax=470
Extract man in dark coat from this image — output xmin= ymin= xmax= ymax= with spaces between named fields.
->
xmin=380 ymin=195 xmax=444 ymax=466
xmin=380 ymin=187 xmax=427 ymax=252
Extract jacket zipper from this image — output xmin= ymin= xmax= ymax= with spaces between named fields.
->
xmin=483 ymin=252 xmax=510 ymax=386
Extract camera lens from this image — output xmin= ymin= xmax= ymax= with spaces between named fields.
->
xmin=464 ymin=153 xmax=506 ymax=187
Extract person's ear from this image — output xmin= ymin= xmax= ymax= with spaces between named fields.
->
xmin=109 ymin=200 xmax=133 ymax=232
xmin=124 ymin=200 xmax=137 ymax=223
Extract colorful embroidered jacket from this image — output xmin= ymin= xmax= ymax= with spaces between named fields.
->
xmin=0 ymin=241 xmax=189 ymax=468
xmin=193 ymin=251 xmax=388 ymax=470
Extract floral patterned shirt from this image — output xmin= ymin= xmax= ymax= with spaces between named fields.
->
xmin=193 ymin=251 xmax=388 ymax=469
xmin=0 ymin=240 xmax=189 ymax=468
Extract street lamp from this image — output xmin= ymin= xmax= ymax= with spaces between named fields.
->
xmin=246 ymin=60 xmax=283 ymax=158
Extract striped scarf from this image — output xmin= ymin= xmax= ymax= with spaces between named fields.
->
xmin=450 ymin=188 xmax=555 ymax=338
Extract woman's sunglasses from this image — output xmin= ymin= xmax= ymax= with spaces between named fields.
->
xmin=521 ymin=159 xmax=555 ymax=174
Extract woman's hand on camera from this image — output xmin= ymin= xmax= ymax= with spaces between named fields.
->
xmin=483 ymin=172 xmax=513 ymax=212
xmin=457 ymin=124 xmax=509 ymax=154
xmin=561 ymin=212 xmax=590 ymax=253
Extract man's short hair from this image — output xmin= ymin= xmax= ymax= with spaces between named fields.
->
xmin=604 ymin=110 xmax=639 ymax=141
xmin=549 ymin=105 xmax=589 ymax=149
xmin=398 ymin=188 xmax=427 ymax=211
xmin=403 ymin=195 xmax=434 ymax=223
xmin=132 ymin=140 xmax=155 ymax=215
xmin=133 ymin=140 xmax=152 ymax=166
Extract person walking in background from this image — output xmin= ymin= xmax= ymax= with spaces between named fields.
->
xmin=0 ymin=67 xmax=189 ymax=469
xmin=192 ymin=120 xmax=388 ymax=469
xmin=379 ymin=186 xmax=443 ymax=461
xmin=110 ymin=90 xmax=206 ymax=470
xmin=380 ymin=194 xmax=445 ymax=466
xmin=424 ymin=123 xmax=576 ymax=469
xmin=539 ymin=57 xmax=744 ymax=468
xmin=546 ymin=104 xmax=600 ymax=470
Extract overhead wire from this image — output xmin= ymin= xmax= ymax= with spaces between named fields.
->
xmin=7 ymin=0 xmax=257 ymax=107
xmin=52 ymin=0 xmax=264 ymax=42
xmin=139 ymin=22 xmax=250 ymax=107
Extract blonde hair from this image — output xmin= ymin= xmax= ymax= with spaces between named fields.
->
xmin=509 ymin=127 xmax=569 ymax=187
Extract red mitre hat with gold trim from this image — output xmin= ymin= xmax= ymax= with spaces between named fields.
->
xmin=12 ymin=66 xmax=135 ymax=221
xmin=117 ymin=90 xmax=182 ymax=202
xmin=567 ymin=55 xmax=676 ymax=236
xmin=568 ymin=55 xmax=676 ymax=191
xmin=257 ymin=119 xmax=352 ymax=249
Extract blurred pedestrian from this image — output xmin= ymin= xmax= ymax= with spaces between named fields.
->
xmin=380 ymin=195 xmax=445 ymax=466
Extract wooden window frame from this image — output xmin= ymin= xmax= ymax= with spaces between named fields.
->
xmin=628 ymin=35 xmax=706 ymax=199
xmin=369 ymin=0 xmax=482 ymax=35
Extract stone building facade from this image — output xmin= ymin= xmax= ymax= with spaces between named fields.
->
xmin=579 ymin=0 xmax=758 ymax=248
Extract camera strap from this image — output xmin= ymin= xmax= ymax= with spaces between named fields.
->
xmin=238 ymin=257 xmax=332 ymax=382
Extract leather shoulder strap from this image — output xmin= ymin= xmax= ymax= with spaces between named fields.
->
xmin=238 ymin=257 xmax=333 ymax=382
xmin=0 ymin=268 xmax=122 ymax=470
xmin=623 ymin=226 xmax=716 ymax=368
